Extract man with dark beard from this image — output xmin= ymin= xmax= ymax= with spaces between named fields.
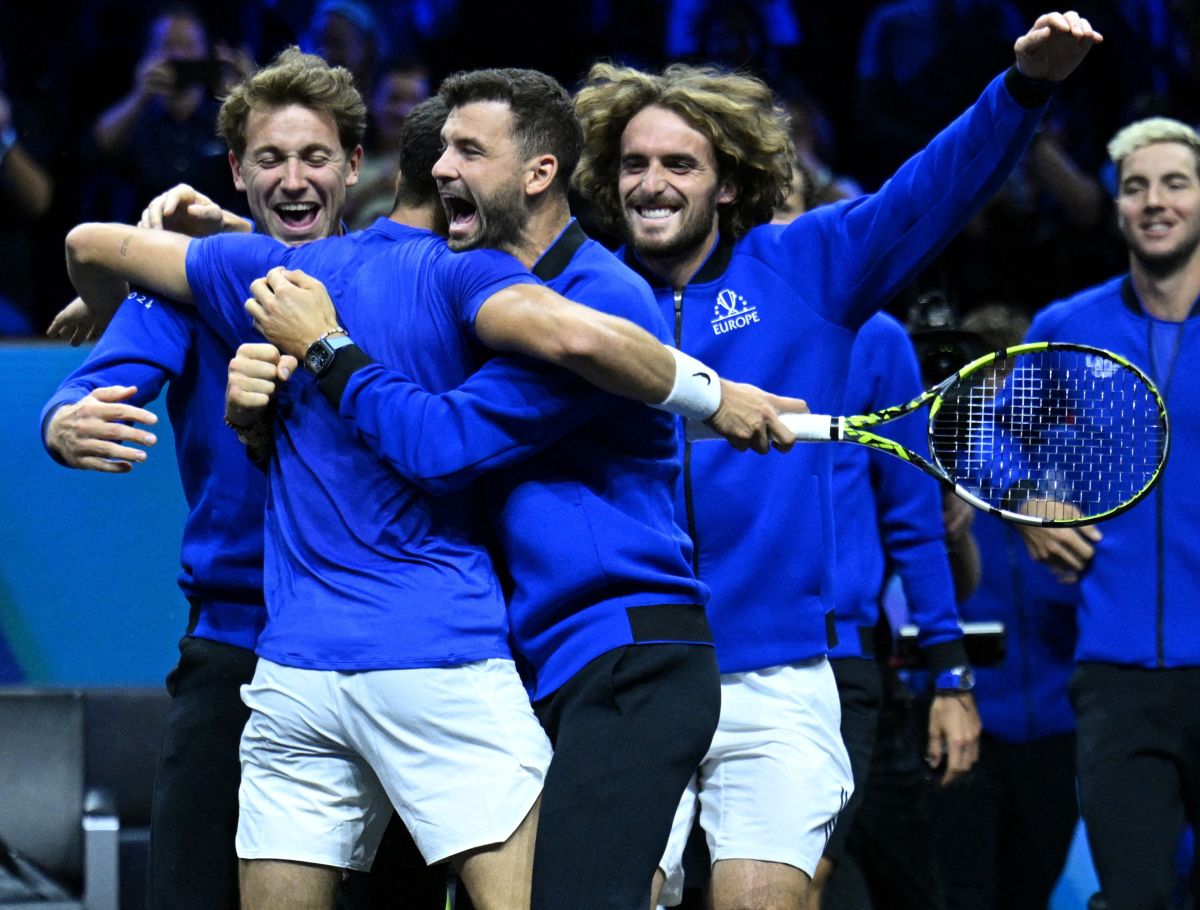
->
xmin=431 ymin=68 xmax=723 ymax=910
xmin=1015 ymin=116 xmax=1200 ymax=910
xmin=239 ymin=67 xmax=744 ymax=910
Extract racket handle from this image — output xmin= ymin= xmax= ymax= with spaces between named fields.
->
xmin=780 ymin=413 xmax=836 ymax=439
xmin=685 ymin=412 xmax=835 ymax=442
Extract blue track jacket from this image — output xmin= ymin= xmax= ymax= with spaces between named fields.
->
xmin=827 ymin=314 xmax=967 ymax=672
xmin=41 ymin=291 xmax=267 ymax=649
xmin=621 ymin=67 xmax=1052 ymax=673
xmin=1026 ymin=275 xmax=1200 ymax=669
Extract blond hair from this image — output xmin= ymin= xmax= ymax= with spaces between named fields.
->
xmin=1107 ymin=117 xmax=1200 ymax=182
xmin=574 ymin=62 xmax=794 ymax=240
xmin=218 ymin=47 xmax=366 ymax=160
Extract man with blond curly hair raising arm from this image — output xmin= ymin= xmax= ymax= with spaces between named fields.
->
xmin=573 ymin=11 xmax=1101 ymax=909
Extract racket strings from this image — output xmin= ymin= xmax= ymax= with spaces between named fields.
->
xmin=930 ymin=349 xmax=1167 ymax=521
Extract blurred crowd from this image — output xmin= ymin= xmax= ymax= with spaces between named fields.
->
xmin=2 ymin=0 xmax=1198 ymax=337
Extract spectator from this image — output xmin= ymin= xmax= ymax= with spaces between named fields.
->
xmin=90 ymin=5 xmax=251 ymax=223
xmin=854 ymin=0 xmax=1025 ymax=189
xmin=0 ymin=57 xmax=54 ymax=334
xmin=345 ymin=60 xmax=430 ymax=230
xmin=300 ymin=0 xmax=382 ymax=93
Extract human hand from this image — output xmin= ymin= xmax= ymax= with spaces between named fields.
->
xmin=704 ymin=381 xmax=805 ymax=454
xmin=135 ymin=54 xmax=175 ymax=99
xmin=926 ymin=692 xmax=982 ymax=786
xmin=213 ymin=42 xmax=256 ymax=91
xmin=226 ymin=342 xmax=296 ymax=429
xmin=139 ymin=183 xmax=226 ymax=236
xmin=1016 ymin=523 xmax=1099 ymax=583
xmin=1015 ymin=499 xmax=1100 ymax=582
xmin=942 ymin=491 xmax=975 ymax=543
xmin=245 ymin=267 xmax=342 ymax=359
xmin=1014 ymin=11 xmax=1103 ymax=82
xmin=47 ymin=297 xmax=113 ymax=346
xmin=46 ymin=386 xmax=158 ymax=472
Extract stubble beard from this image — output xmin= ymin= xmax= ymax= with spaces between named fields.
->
xmin=449 ymin=180 xmax=528 ymax=256
xmin=1126 ymin=220 xmax=1200 ymax=280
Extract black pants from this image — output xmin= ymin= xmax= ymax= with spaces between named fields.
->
xmin=824 ymin=658 xmax=887 ymax=864
xmin=931 ymin=731 xmax=1077 ymax=910
xmin=531 ymin=643 xmax=720 ymax=910
xmin=147 ymin=634 xmax=257 ymax=910
xmin=1071 ymin=663 xmax=1200 ymax=910
xmin=824 ymin=678 xmax=945 ymax=910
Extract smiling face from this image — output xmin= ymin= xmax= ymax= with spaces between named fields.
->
xmin=432 ymin=100 xmax=529 ymax=254
xmin=230 ymin=104 xmax=362 ymax=245
xmin=1116 ymin=141 xmax=1200 ymax=277
xmin=617 ymin=104 xmax=734 ymax=273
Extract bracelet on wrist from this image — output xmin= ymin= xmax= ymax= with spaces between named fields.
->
xmin=224 ymin=414 xmax=273 ymax=452
xmin=310 ymin=326 xmax=348 ymax=345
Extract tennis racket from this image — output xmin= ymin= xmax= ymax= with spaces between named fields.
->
xmin=692 ymin=342 xmax=1169 ymax=527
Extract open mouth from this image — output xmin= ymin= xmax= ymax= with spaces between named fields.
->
xmin=631 ymin=203 xmax=679 ymax=223
xmin=442 ymin=193 xmax=478 ymax=234
xmin=274 ymin=202 xmax=321 ymax=232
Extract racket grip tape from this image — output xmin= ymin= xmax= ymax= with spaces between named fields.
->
xmin=685 ymin=412 xmax=834 ymax=442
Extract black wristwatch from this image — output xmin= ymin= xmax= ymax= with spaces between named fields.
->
xmin=304 ymin=330 xmax=354 ymax=378
xmin=933 ymin=664 xmax=975 ymax=694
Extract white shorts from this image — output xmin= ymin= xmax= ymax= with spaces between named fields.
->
xmin=236 ymin=657 xmax=552 ymax=870
xmin=658 ymin=657 xmax=853 ymax=905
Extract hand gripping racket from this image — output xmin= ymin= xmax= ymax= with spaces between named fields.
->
xmin=694 ymin=343 xmax=1169 ymax=527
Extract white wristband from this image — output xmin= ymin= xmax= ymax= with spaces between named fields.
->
xmin=651 ymin=347 xmax=722 ymax=421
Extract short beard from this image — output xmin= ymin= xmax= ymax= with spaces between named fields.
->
xmin=623 ymin=196 xmax=720 ymax=263
xmin=448 ymin=181 xmax=528 ymax=256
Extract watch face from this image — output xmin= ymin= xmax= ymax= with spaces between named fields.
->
xmin=305 ymin=333 xmax=351 ymax=376
xmin=305 ymin=343 xmax=334 ymax=375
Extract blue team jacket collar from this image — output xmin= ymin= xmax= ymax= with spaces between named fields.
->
xmin=1121 ymin=274 xmax=1200 ymax=321
xmin=620 ymin=232 xmax=735 ymax=289
xmin=533 ymin=219 xmax=588 ymax=281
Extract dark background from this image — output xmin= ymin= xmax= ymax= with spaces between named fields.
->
xmin=2 ymin=0 xmax=1198 ymax=334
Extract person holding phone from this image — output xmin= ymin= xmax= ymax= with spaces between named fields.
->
xmin=90 ymin=6 xmax=250 ymax=223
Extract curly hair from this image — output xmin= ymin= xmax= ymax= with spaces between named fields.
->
xmin=1108 ymin=116 xmax=1200 ymax=183
xmin=574 ymin=62 xmax=794 ymax=240
xmin=217 ymin=46 xmax=367 ymax=160
xmin=438 ymin=68 xmax=582 ymax=196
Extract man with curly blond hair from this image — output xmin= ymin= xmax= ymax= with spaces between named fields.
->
xmin=574 ymin=11 xmax=1101 ymax=909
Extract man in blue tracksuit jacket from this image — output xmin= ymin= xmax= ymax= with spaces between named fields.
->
xmin=38 ymin=48 xmax=370 ymax=910
xmin=573 ymin=12 xmax=1101 ymax=909
xmin=1016 ymin=116 xmax=1200 ymax=910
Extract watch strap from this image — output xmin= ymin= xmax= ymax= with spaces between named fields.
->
xmin=933 ymin=664 xmax=975 ymax=693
